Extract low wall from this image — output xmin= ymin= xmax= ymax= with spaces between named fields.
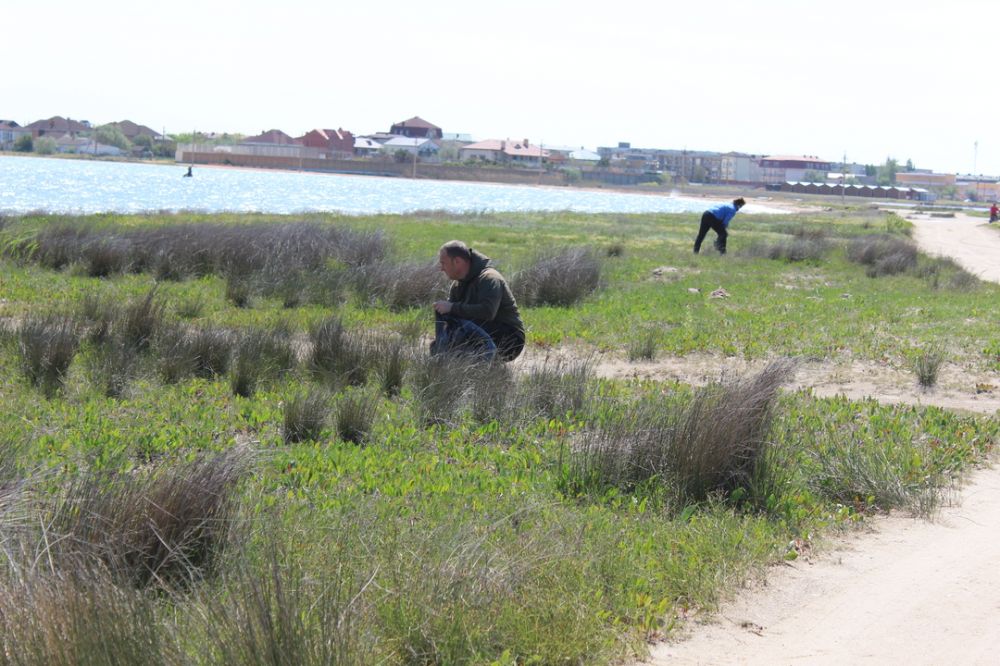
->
xmin=176 ymin=151 xmax=569 ymax=186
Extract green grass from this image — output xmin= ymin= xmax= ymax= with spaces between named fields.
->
xmin=0 ymin=208 xmax=997 ymax=663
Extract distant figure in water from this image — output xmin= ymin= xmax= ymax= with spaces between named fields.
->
xmin=183 ymin=166 xmax=193 ymax=178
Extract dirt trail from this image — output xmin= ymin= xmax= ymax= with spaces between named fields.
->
xmin=640 ymin=210 xmax=1000 ymax=665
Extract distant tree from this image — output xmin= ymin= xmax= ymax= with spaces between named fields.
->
xmin=562 ymin=167 xmax=582 ymax=184
xmin=864 ymin=164 xmax=877 ymax=177
xmin=905 ymin=158 xmax=914 ymax=172
xmin=94 ymin=124 xmax=130 ymax=150
xmin=437 ymin=144 xmax=459 ymax=162
xmin=153 ymin=140 xmax=177 ymax=158
xmin=691 ymin=164 xmax=707 ymax=183
xmin=393 ymin=149 xmax=410 ymax=163
xmin=876 ymin=157 xmax=899 ymax=186
xmin=34 ymin=136 xmax=57 ymax=155
xmin=803 ymin=169 xmax=826 ymax=183
xmin=14 ymin=135 xmax=33 ymax=152
xmin=132 ymin=134 xmax=154 ymax=150
xmin=597 ymin=156 xmax=610 ymax=168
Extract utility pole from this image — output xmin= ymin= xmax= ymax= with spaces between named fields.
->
xmin=841 ymin=151 xmax=847 ymax=205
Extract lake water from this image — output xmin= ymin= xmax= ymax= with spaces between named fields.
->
xmin=0 ymin=155 xmax=775 ymax=216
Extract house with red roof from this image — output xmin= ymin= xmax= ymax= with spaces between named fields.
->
xmin=24 ymin=116 xmax=90 ymax=138
xmin=389 ymin=116 xmax=443 ymax=139
xmin=459 ymin=139 xmax=548 ymax=167
xmin=243 ymin=129 xmax=300 ymax=146
xmin=298 ymin=128 xmax=354 ymax=156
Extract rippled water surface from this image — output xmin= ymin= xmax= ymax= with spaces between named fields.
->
xmin=0 ymin=155 xmax=777 ymax=216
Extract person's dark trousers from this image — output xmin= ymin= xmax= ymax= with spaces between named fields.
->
xmin=693 ymin=211 xmax=728 ymax=254
xmin=431 ymin=314 xmax=497 ymax=361
xmin=481 ymin=320 xmax=525 ymax=362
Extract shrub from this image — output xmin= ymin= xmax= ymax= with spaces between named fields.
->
xmin=467 ymin=362 xmax=516 ymax=424
xmin=224 ymin=273 xmax=254 ymax=308
xmin=376 ymin=335 xmax=411 ymax=397
xmin=117 ymin=288 xmax=165 ymax=352
xmin=42 ymin=448 xmax=252 ymax=588
xmin=352 ymin=261 xmax=446 ymax=310
xmin=308 ymin=317 xmax=370 ymax=387
xmin=408 ymin=354 xmax=473 ymax=426
xmin=34 ymin=136 xmax=57 ymax=155
xmin=155 ymin=324 xmax=200 ymax=384
xmin=188 ymin=326 xmax=233 ymax=378
xmin=744 ymin=238 xmax=830 ymax=262
xmin=912 ymin=346 xmax=945 ymax=389
xmin=846 ymin=235 xmax=917 ymax=277
xmin=77 ymin=292 xmax=118 ymax=345
xmin=567 ymin=360 xmax=795 ymax=504
xmin=517 ymin=357 xmax=593 ymax=421
xmin=334 ymin=389 xmax=380 ymax=445
xmin=17 ymin=315 xmax=81 ymax=396
xmin=627 ymin=328 xmax=660 ymax=362
xmin=283 ymin=390 xmax=330 ymax=444
xmin=512 ymin=247 xmax=602 ymax=307
xmin=29 ymin=224 xmax=93 ymax=270
xmin=81 ymin=237 xmax=132 ymax=277
xmin=229 ymin=325 xmax=297 ymax=398
xmin=87 ymin=337 xmax=142 ymax=399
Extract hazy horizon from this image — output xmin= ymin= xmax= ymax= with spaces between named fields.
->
xmin=6 ymin=0 xmax=998 ymax=176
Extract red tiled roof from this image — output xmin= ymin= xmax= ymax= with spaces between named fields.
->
xmin=244 ymin=129 xmax=298 ymax=144
xmin=24 ymin=116 xmax=89 ymax=133
xmin=462 ymin=139 xmax=545 ymax=158
xmin=392 ymin=116 xmax=440 ymax=130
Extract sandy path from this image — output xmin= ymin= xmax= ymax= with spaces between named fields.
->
xmin=640 ymin=209 xmax=1000 ymax=665
xmin=907 ymin=210 xmax=1000 ymax=282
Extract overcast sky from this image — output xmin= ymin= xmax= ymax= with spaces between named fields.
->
xmin=5 ymin=0 xmax=998 ymax=175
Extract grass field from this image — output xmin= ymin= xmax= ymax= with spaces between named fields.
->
xmin=0 ymin=207 xmax=997 ymax=664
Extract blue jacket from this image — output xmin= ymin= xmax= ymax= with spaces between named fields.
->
xmin=707 ymin=203 xmax=740 ymax=227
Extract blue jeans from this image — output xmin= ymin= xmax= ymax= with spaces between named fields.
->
xmin=431 ymin=314 xmax=497 ymax=361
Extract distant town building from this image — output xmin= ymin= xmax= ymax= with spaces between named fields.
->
xmin=109 ymin=120 xmax=163 ymax=141
xmin=895 ymin=172 xmax=956 ymax=188
xmin=759 ymin=155 xmax=834 ymax=184
xmin=298 ymin=128 xmax=355 ymax=156
xmin=0 ymin=120 xmax=29 ymax=150
xmin=382 ymin=136 xmax=439 ymax=158
xmin=24 ymin=116 xmax=90 ymax=138
xmin=390 ymin=116 xmax=443 ymax=139
xmin=460 ymin=139 xmax=547 ymax=167
xmin=243 ymin=129 xmax=300 ymax=146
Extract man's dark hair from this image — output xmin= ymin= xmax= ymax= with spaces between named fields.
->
xmin=440 ymin=240 xmax=472 ymax=261
xmin=733 ymin=197 xmax=746 ymax=208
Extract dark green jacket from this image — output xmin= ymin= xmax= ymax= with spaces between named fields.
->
xmin=448 ymin=249 xmax=524 ymax=336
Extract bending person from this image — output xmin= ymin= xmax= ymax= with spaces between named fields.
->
xmin=693 ymin=197 xmax=745 ymax=254
xmin=432 ymin=240 xmax=525 ymax=362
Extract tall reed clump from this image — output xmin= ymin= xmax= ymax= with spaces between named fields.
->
xmin=512 ymin=247 xmax=602 ymax=306
xmin=516 ymin=357 xmax=594 ymax=421
xmin=229 ymin=325 xmax=297 ymax=398
xmin=846 ymin=234 xmax=918 ymax=277
xmin=17 ymin=314 xmax=81 ymax=396
xmin=156 ymin=325 xmax=233 ymax=383
xmin=283 ymin=390 xmax=330 ymax=444
xmin=334 ymin=388 xmax=381 ymax=445
xmin=351 ymin=261 xmax=447 ymax=310
xmin=38 ymin=447 xmax=253 ymax=589
xmin=84 ymin=288 xmax=166 ymax=397
xmin=912 ymin=345 xmax=945 ymax=389
xmin=567 ymin=359 xmax=795 ymax=505
xmin=626 ymin=327 xmax=661 ymax=362
xmin=307 ymin=317 xmax=372 ymax=387
xmin=407 ymin=354 xmax=475 ymax=426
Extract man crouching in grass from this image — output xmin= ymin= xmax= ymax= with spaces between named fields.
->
xmin=432 ymin=240 xmax=526 ymax=362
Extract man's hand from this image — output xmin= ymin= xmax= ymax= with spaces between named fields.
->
xmin=433 ymin=300 xmax=453 ymax=314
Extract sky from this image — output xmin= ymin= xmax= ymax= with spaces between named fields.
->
xmin=5 ymin=0 xmax=1000 ymax=175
